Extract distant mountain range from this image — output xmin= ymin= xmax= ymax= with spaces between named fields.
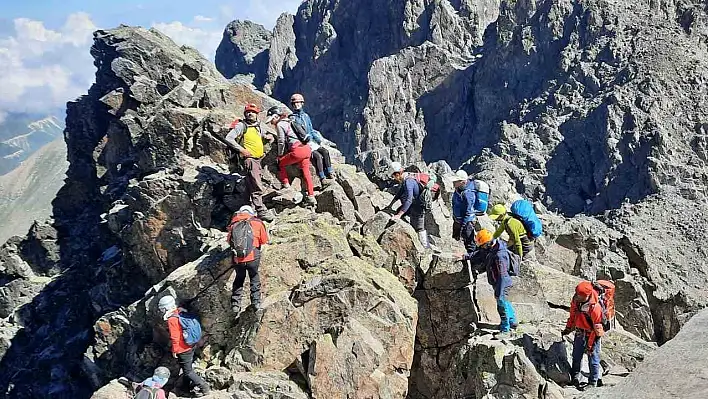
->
xmin=0 ymin=113 xmax=64 ymax=175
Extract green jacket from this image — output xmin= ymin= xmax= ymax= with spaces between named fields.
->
xmin=493 ymin=215 xmax=532 ymax=258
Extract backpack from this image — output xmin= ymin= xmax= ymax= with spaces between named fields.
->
xmin=229 ymin=217 xmax=254 ymax=258
xmin=411 ymin=173 xmax=440 ymax=211
xmin=135 ymin=387 xmax=161 ymax=399
xmin=173 ymin=311 xmax=202 ymax=346
xmin=287 ymin=116 xmax=310 ymax=144
xmin=506 ymin=250 xmax=521 ymax=277
xmin=592 ymin=280 xmax=616 ymax=332
xmin=509 ymin=199 xmax=543 ymax=239
xmin=472 ymin=179 xmax=490 ymax=213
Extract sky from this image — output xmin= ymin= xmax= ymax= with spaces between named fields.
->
xmin=0 ymin=0 xmax=303 ymax=122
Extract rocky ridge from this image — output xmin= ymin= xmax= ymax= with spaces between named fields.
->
xmin=218 ymin=0 xmax=708 ymax=344
xmin=0 ymin=14 xmax=702 ymax=399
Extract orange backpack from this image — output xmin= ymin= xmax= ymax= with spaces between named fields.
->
xmin=593 ymin=280 xmax=616 ymax=331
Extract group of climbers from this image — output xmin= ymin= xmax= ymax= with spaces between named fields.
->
xmin=224 ymin=93 xmax=335 ymax=219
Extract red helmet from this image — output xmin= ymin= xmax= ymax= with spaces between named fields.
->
xmin=244 ymin=103 xmax=260 ymax=114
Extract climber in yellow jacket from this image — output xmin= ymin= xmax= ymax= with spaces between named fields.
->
xmin=488 ymin=204 xmax=534 ymax=259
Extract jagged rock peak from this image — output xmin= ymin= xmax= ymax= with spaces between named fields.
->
xmin=215 ymin=20 xmax=272 ymax=84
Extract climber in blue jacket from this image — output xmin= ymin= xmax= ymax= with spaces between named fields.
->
xmin=290 ymin=93 xmax=333 ymax=184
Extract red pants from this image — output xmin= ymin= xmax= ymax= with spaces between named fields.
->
xmin=278 ymin=143 xmax=314 ymax=196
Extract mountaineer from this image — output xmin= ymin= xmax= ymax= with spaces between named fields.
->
xmin=386 ymin=162 xmax=440 ymax=250
xmin=488 ymin=204 xmax=534 ymax=259
xmin=475 ymin=229 xmax=518 ymax=338
xmin=561 ymin=281 xmax=606 ymax=390
xmin=224 ymin=103 xmax=275 ymax=222
xmin=266 ymin=106 xmax=317 ymax=207
xmin=157 ymin=295 xmax=211 ymax=397
xmin=227 ymin=205 xmax=269 ymax=317
xmin=117 ymin=366 xmax=170 ymax=399
xmin=290 ymin=93 xmax=334 ymax=185
xmin=451 ymin=170 xmax=477 ymax=255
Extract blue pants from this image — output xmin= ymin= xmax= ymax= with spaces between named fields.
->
xmin=494 ymin=276 xmax=517 ymax=332
xmin=571 ymin=331 xmax=602 ymax=382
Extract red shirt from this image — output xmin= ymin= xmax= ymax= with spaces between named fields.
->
xmin=226 ymin=213 xmax=269 ymax=263
xmin=565 ymin=293 xmax=605 ymax=349
xmin=166 ymin=309 xmax=192 ymax=354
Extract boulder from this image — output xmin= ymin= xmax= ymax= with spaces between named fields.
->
xmin=347 ymin=230 xmax=389 ymax=269
xmin=362 ymin=211 xmax=393 ymax=240
xmin=379 ymin=219 xmax=425 ymax=292
xmin=315 ymin=183 xmax=357 ymax=222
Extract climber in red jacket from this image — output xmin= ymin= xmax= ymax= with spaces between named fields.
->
xmin=561 ymin=281 xmax=605 ymax=389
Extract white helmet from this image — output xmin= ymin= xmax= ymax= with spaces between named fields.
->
xmin=158 ymin=295 xmax=176 ymax=312
xmin=389 ymin=161 xmax=403 ymax=176
xmin=451 ymin=170 xmax=468 ymax=182
xmin=239 ymin=205 xmax=255 ymax=215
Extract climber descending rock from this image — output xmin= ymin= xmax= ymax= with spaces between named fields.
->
xmin=561 ymin=281 xmax=606 ymax=390
xmin=157 ymin=295 xmax=211 ymax=397
xmin=227 ymin=205 xmax=269 ymax=317
xmin=267 ymin=106 xmax=317 ymax=206
xmin=118 ymin=366 xmax=170 ymax=399
xmin=475 ymin=229 xmax=518 ymax=339
xmin=225 ymin=103 xmax=276 ymax=222
xmin=489 ymin=203 xmax=535 ymax=260
xmin=385 ymin=162 xmax=440 ymax=250
xmin=450 ymin=170 xmax=477 ymax=255
xmin=290 ymin=93 xmax=334 ymax=186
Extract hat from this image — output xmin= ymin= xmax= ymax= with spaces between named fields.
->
xmin=575 ymin=281 xmax=594 ymax=297
xmin=488 ymin=204 xmax=507 ymax=220
xmin=157 ymin=295 xmax=176 ymax=312
xmin=239 ymin=205 xmax=255 ymax=215
xmin=451 ymin=170 xmax=468 ymax=183
xmin=389 ymin=161 xmax=403 ymax=176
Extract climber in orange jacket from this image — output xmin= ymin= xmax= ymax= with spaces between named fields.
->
xmin=561 ymin=281 xmax=605 ymax=389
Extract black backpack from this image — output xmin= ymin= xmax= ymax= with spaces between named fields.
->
xmin=135 ymin=386 xmax=161 ymax=399
xmin=230 ymin=218 xmax=255 ymax=258
xmin=507 ymin=250 xmax=521 ymax=276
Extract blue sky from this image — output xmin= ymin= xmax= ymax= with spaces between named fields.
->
xmin=0 ymin=0 xmax=302 ymax=121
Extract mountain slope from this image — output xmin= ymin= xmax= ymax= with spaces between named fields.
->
xmin=0 ymin=138 xmax=68 ymax=244
xmin=0 ymin=114 xmax=64 ymax=175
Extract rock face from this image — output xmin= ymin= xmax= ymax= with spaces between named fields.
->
xmin=215 ymin=21 xmax=272 ymax=86
xmin=217 ymin=0 xmax=708 ymax=348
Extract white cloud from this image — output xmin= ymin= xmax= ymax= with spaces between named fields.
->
xmin=193 ymin=15 xmax=214 ymax=23
xmin=0 ymin=12 xmax=96 ymax=117
xmin=151 ymin=21 xmax=223 ymax=62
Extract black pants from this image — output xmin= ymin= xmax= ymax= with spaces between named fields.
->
xmin=453 ymin=221 xmax=477 ymax=255
xmin=310 ymin=147 xmax=332 ymax=178
xmin=232 ymin=256 xmax=261 ymax=309
xmin=177 ymin=349 xmax=209 ymax=392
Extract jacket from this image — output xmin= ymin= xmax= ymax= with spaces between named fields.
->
xmin=166 ymin=308 xmax=192 ymax=354
xmin=391 ymin=174 xmax=421 ymax=215
xmin=226 ymin=212 xmax=269 ymax=263
xmin=452 ymin=181 xmax=477 ymax=224
xmin=291 ymin=109 xmax=323 ymax=144
xmin=565 ymin=294 xmax=605 ymax=350
xmin=493 ymin=215 xmax=532 ymax=258
xmin=484 ymin=240 xmax=510 ymax=286
xmin=225 ymin=121 xmax=265 ymax=158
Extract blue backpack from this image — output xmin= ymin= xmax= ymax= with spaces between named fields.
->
xmin=510 ymin=199 xmax=543 ymax=239
xmin=174 ymin=312 xmax=202 ymax=346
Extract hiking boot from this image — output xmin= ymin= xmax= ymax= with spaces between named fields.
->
xmin=282 ymin=182 xmax=291 ymax=189
xmin=600 ymin=359 xmax=611 ymax=376
xmin=251 ymin=301 xmax=262 ymax=310
xmin=510 ymin=322 xmax=519 ymax=330
xmin=258 ymin=210 xmax=275 ymax=222
xmin=304 ymin=195 xmax=317 ymax=207
xmin=596 ymin=379 xmax=604 ymax=387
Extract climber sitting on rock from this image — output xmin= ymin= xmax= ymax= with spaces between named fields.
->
xmin=157 ymin=295 xmax=211 ymax=397
xmin=450 ymin=170 xmax=477 ymax=256
xmin=227 ymin=205 xmax=269 ymax=317
xmin=224 ymin=103 xmax=275 ymax=222
xmin=561 ymin=281 xmax=605 ymax=390
xmin=385 ymin=162 xmax=438 ymax=250
xmin=266 ymin=106 xmax=317 ymax=207
xmin=489 ymin=204 xmax=534 ymax=259
xmin=475 ymin=229 xmax=518 ymax=338
xmin=290 ymin=93 xmax=334 ymax=186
